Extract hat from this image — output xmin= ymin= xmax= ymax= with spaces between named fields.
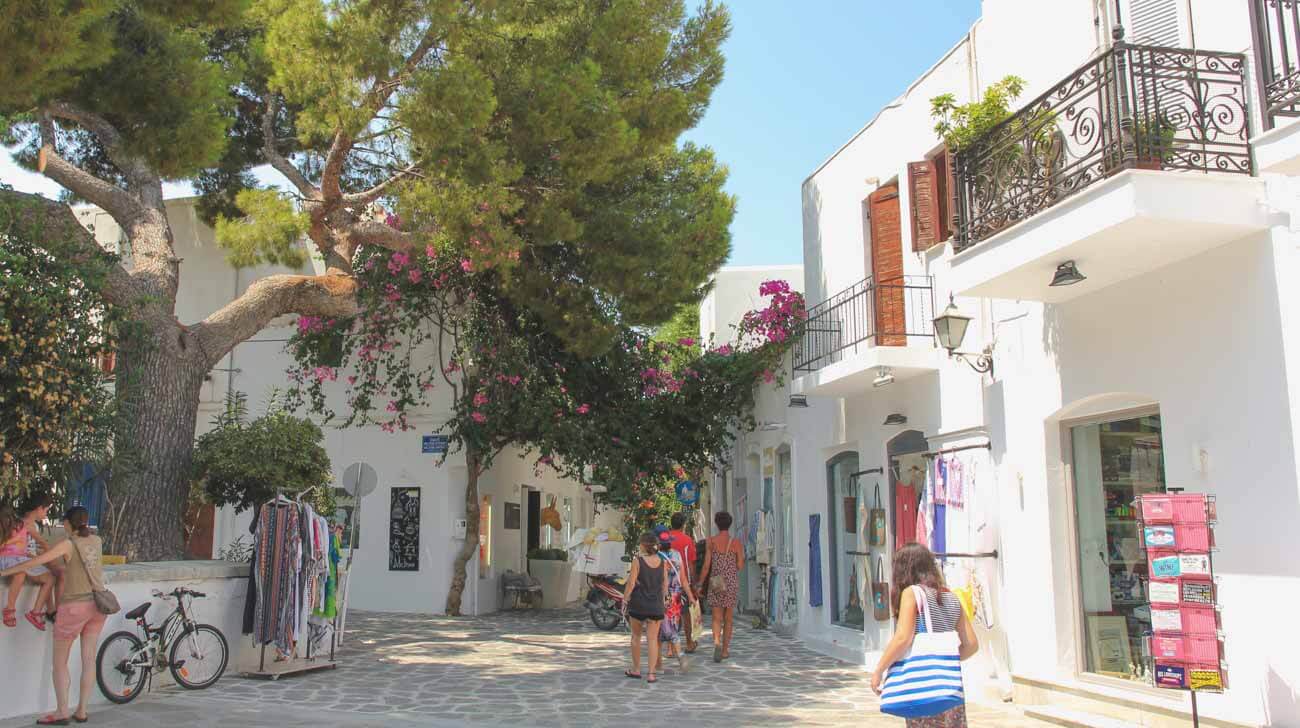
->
xmin=652 ymin=524 xmax=669 ymax=536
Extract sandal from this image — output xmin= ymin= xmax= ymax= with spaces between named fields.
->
xmin=677 ymin=651 xmax=689 ymax=673
xmin=647 ymin=674 xmax=658 ymax=683
xmin=25 ymin=611 xmax=46 ymax=631
xmin=713 ymin=644 xmax=723 ymax=663
xmin=623 ymin=670 xmax=641 ymax=679
xmin=72 ymin=715 xmax=87 ymax=724
xmin=36 ymin=716 xmax=69 ymax=726
xmin=3 ymin=608 xmax=15 ymax=628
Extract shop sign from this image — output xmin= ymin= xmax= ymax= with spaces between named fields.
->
xmin=1144 ymin=525 xmax=1175 ymax=548
xmin=1182 ymin=581 xmax=1214 ymax=605
xmin=1189 ymin=669 xmax=1224 ymax=692
xmin=1155 ymin=662 xmax=1188 ymax=688
xmin=1151 ymin=555 xmax=1181 ymax=577
xmin=1179 ymin=553 xmax=1211 ymax=577
xmin=421 ymin=435 xmax=449 ymax=454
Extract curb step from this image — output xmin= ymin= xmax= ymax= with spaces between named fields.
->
xmin=1022 ymin=705 xmax=1142 ymax=728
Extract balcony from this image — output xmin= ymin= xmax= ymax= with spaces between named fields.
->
xmin=791 ymin=276 xmax=938 ymax=397
xmin=947 ymin=42 xmax=1266 ymax=303
xmin=1250 ymin=0 xmax=1300 ymax=173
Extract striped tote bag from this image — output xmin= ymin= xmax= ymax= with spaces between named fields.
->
xmin=879 ymin=585 xmax=965 ymax=718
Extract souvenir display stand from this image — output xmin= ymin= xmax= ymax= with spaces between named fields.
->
xmin=240 ymin=492 xmax=344 ymax=680
xmin=1137 ymin=489 xmax=1224 ymax=727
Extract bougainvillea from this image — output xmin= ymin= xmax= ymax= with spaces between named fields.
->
xmin=285 ymin=234 xmax=804 ymax=609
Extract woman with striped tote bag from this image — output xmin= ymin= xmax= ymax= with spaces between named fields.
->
xmin=871 ymin=544 xmax=979 ymax=727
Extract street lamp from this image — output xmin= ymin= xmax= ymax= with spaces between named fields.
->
xmin=933 ymin=296 xmax=994 ymax=376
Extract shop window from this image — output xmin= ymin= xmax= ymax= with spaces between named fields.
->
xmin=778 ymin=449 xmax=794 ymax=566
xmin=479 ymin=495 xmax=492 ymax=577
xmin=826 ymin=452 xmax=865 ymax=629
xmin=1070 ymin=412 xmax=1166 ymax=682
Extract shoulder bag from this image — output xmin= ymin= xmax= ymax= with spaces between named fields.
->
xmin=879 ymin=585 xmax=964 ymax=718
xmin=72 ymin=537 xmax=120 ymax=615
xmin=871 ymin=556 xmax=890 ymax=621
xmin=869 ymin=484 xmax=887 ymax=546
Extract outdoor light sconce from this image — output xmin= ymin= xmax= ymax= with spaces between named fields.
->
xmin=883 ymin=413 xmax=908 ymax=426
xmin=758 ymin=421 xmax=787 ymax=432
xmin=933 ymin=296 xmax=994 ymax=376
xmin=872 ymin=366 xmax=895 ymax=388
xmin=1049 ymin=260 xmax=1086 ymax=287
xmin=788 ymin=394 xmax=809 ymax=408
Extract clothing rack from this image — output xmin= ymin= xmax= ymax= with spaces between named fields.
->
xmin=931 ymin=550 xmax=999 ymax=559
xmin=922 ymin=442 xmax=991 ymax=459
xmin=245 ymin=488 xmax=340 ymax=680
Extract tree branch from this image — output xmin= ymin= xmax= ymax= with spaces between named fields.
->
xmin=0 ymin=189 xmax=138 ymax=306
xmin=43 ymin=102 xmax=162 ymax=207
xmin=342 ymin=165 xmax=418 ymax=206
xmin=340 ymin=219 xmax=416 ymax=253
xmin=35 ymin=116 xmax=146 ymax=226
xmin=262 ymin=97 xmax=320 ymax=200
xmin=192 ymin=272 xmax=360 ymax=366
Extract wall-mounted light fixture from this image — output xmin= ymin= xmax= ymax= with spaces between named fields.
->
xmin=933 ymin=295 xmax=994 ymax=376
xmin=788 ymin=394 xmax=810 ymax=408
xmin=883 ymin=413 xmax=908 ymax=426
xmin=1049 ymin=260 xmax=1086 ymax=287
xmin=872 ymin=366 xmax=895 ymax=388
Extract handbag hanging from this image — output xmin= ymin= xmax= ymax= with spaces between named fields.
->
xmin=708 ymin=534 xmax=731 ymax=594
xmin=73 ymin=536 xmax=120 ymax=615
xmin=871 ymin=557 xmax=890 ymax=621
xmin=869 ymin=483 xmax=887 ymax=546
xmin=879 ymin=585 xmax=964 ymax=718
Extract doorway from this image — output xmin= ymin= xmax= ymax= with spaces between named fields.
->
xmin=526 ymin=488 xmax=541 ymax=555
xmin=888 ymin=430 xmax=929 ymax=552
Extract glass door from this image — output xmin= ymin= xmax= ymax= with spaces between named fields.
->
xmin=827 ymin=453 xmax=864 ymax=629
xmin=778 ymin=449 xmax=794 ymax=566
xmin=1070 ymin=412 xmax=1166 ymax=681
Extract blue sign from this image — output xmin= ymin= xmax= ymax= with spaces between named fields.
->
xmin=422 ymin=435 xmax=449 ymax=454
xmin=675 ymin=480 xmax=699 ymax=506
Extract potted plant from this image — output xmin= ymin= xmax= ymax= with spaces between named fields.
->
xmin=526 ymin=547 xmax=573 ymax=609
xmin=1132 ymin=117 xmax=1177 ymax=171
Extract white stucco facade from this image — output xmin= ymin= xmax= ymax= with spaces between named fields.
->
xmin=765 ymin=1 xmax=1300 ymax=726
xmin=75 ymin=199 xmax=618 ymax=617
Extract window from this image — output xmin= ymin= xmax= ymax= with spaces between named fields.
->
xmin=778 ymin=449 xmax=794 ymax=566
xmin=479 ymin=495 xmax=492 ymax=577
xmin=826 ymin=452 xmax=865 ymax=629
xmin=562 ymin=496 xmax=573 ymax=547
xmin=1070 ymin=412 xmax=1166 ymax=681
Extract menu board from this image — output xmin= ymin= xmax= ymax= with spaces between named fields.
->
xmin=1138 ymin=492 xmax=1224 ymax=693
xmin=389 ymin=487 xmax=421 ymax=571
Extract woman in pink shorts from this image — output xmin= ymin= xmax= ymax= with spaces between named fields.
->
xmin=1 ymin=507 xmax=106 ymax=725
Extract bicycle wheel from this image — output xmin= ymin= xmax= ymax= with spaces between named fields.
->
xmin=97 ymin=631 xmax=149 ymax=704
xmin=169 ymin=623 xmax=229 ymax=690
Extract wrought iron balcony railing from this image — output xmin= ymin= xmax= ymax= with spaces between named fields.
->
xmin=953 ymin=42 xmax=1252 ymax=252
xmin=792 ymin=276 xmax=935 ymax=374
xmin=1251 ymin=0 xmax=1300 ymax=127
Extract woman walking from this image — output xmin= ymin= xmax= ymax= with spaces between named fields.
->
xmin=652 ymin=529 xmax=694 ymax=675
xmin=696 ymin=511 xmax=743 ymax=663
xmin=622 ymin=531 xmax=667 ymax=683
xmin=870 ymin=544 xmax=979 ymax=728
xmin=0 ymin=506 xmax=108 ymax=725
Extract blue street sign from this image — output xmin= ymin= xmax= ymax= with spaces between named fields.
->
xmin=675 ymin=480 xmax=699 ymax=506
xmin=422 ymin=435 xmax=449 ymax=454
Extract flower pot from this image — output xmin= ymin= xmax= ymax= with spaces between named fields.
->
xmin=527 ymin=558 xmax=573 ymax=609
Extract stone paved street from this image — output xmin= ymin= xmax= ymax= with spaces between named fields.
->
xmin=2 ymin=608 xmax=1055 ymax=727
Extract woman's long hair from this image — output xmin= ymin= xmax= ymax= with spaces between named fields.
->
xmin=64 ymin=506 xmax=91 ymax=538
xmin=890 ymin=543 xmax=946 ymax=617
xmin=0 ymin=492 xmax=52 ymax=541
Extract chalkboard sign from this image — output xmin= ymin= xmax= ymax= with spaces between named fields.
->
xmin=389 ymin=487 xmax=421 ymax=571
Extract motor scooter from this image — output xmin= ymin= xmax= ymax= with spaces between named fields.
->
xmin=583 ymin=573 xmax=625 ymax=630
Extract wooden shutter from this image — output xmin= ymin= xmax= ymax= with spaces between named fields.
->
xmin=908 ymin=160 xmax=942 ymax=251
xmin=867 ymin=186 xmax=905 ymax=347
xmin=935 ymin=149 xmax=956 ymax=243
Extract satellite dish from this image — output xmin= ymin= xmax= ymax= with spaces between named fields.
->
xmin=342 ymin=462 xmax=378 ymax=498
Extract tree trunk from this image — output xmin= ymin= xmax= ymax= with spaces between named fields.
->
xmin=445 ymin=443 xmax=482 ymax=616
xmin=104 ymin=330 xmax=207 ymax=562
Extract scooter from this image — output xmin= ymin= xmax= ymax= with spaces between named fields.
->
xmin=583 ymin=573 xmax=625 ymax=630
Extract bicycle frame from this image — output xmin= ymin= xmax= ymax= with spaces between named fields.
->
xmin=127 ymin=594 xmax=204 ymax=671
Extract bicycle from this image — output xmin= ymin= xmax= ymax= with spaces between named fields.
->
xmin=96 ymin=586 xmax=229 ymax=704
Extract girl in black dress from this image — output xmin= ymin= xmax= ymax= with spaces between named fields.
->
xmin=622 ymin=531 xmax=667 ymax=683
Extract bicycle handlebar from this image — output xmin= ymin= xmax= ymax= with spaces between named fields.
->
xmin=150 ymin=587 xmax=207 ymax=599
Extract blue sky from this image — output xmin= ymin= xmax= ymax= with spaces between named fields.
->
xmin=0 ymin=1 xmax=982 ymax=267
xmin=685 ymin=0 xmax=981 ymax=266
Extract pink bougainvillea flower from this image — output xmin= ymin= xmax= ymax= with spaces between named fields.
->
xmin=576 ymin=403 xmax=590 ymax=415
xmin=408 ymin=268 xmax=422 ymax=284
xmin=473 ymin=392 xmax=489 ymax=407
xmin=677 ymin=337 xmax=695 ymax=347
xmin=384 ymin=212 xmax=402 ymax=229
xmin=761 ymin=369 xmax=775 ymax=383
xmin=460 ymin=259 xmax=474 ymax=273
xmin=425 ymin=244 xmax=439 ymax=259
xmin=347 ymin=375 xmax=358 ymax=385
xmin=507 ymin=375 xmax=522 ymax=386
xmin=714 ymin=344 xmax=733 ymax=356
xmin=471 ymin=411 xmax=487 ymax=424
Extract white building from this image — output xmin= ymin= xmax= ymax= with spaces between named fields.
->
xmin=710 ymin=1 xmax=1300 ymax=726
xmin=74 ymin=198 xmax=618 ymax=615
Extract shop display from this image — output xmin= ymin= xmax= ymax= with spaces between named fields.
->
xmin=1137 ymin=491 xmax=1225 ymax=699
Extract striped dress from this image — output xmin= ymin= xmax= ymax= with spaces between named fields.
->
xmin=906 ymin=586 xmax=966 ymax=728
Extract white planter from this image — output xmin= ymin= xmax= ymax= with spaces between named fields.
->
xmin=527 ymin=559 xmax=573 ymax=609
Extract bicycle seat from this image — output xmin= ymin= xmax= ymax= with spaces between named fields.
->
xmin=125 ymin=602 xmax=150 ymax=620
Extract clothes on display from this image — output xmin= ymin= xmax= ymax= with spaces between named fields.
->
xmin=894 ymin=479 xmax=918 ymax=550
xmin=245 ymin=495 xmax=342 ymax=662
